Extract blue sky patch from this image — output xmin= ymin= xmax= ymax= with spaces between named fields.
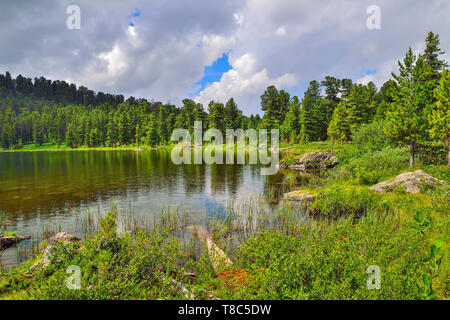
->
xmin=366 ymin=69 xmax=377 ymax=75
xmin=131 ymin=8 xmax=141 ymax=18
xmin=129 ymin=8 xmax=141 ymax=27
xmin=192 ymin=53 xmax=232 ymax=96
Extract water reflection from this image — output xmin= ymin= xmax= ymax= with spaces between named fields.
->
xmin=0 ymin=150 xmax=305 ymax=270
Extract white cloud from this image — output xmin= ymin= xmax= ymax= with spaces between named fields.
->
xmin=98 ymin=45 xmax=129 ymax=79
xmin=195 ymin=53 xmax=297 ymax=110
xmin=200 ymin=34 xmax=235 ymax=65
xmin=276 ymin=26 xmax=286 ymax=36
xmin=356 ymin=58 xmax=397 ymax=88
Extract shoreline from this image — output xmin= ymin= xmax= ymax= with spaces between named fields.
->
xmin=0 ymin=145 xmax=170 ymax=153
xmin=0 ymin=144 xmax=295 ymax=153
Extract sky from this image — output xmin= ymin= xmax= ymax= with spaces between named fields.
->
xmin=0 ymin=0 xmax=449 ymax=115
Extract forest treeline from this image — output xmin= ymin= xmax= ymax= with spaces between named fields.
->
xmin=0 ymin=32 xmax=448 ymax=166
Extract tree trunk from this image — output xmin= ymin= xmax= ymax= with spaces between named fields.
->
xmin=331 ymin=138 xmax=334 ymax=153
xmin=410 ymin=141 xmax=415 ymax=168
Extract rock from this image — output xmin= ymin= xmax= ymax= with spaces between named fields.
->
xmin=279 ymin=152 xmax=338 ymax=171
xmin=31 ymin=232 xmax=80 ymax=269
xmin=370 ymin=170 xmax=447 ymax=194
xmin=283 ymin=191 xmax=317 ymax=203
xmin=0 ymin=235 xmax=31 ymax=249
xmin=50 ymin=232 xmax=81 ymax=244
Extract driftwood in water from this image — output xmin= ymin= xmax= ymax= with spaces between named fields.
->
xmin=0 ymin=235 xmax=31 ymax=250
xmin=197 ymin=225 xmax=233 ymax=271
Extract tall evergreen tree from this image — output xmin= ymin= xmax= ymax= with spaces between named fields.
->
xmin=261 ymin=86 xmax=290 ymax=130
xmin=224 ymin=98 xmax=242 ymax=130
xmin=429 ymin=69 xmax=450 ymax=167
xmin=328 ymin=101 xmax=351 ymax=152
xmin=384 ymin=48 xmax=431 ymax=167
xmin=280 ymin=96 xmax=301 ymax=143
xmin=299 ymin=80 xmax=321 ymax=142
xmin=424 ymin=32 xmax=449 ymax=83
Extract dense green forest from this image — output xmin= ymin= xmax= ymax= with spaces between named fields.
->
xmin=0 ymin=32 xmax=448 ymax=166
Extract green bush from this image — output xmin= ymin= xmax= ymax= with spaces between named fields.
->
xmin=310 ymin=185 xmax=378 ymax=216
xmin=232 ymin=213 xmax=428 ymax=299
xmin=352 ymin=167 xmax=381 ymax=185
xmin=352 ymin=120 xmax=392 ymax=152
xmin=337 ymin=146 xmax=409 ymax=184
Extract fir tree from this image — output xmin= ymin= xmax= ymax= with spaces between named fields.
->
xmin=429 ymin=69 xmax=450 ymax=166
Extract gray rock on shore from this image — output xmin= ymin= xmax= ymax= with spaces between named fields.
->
xmin=278 ymin=152 xmax=338 ymax=171
xmin=50 ymin=232 xmax=81 ymax=243
xmin=370 ymin=170 xmax=447 ymax=194
xmin=283 ymin=191 xmax=317 ymax=203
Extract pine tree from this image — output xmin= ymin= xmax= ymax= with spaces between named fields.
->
xmin=145 ymin=114 xmax=159 ymax=147
xmin=347 ymin=82 xmax=377 ymax=129
xmin=208 ymin=101 xmax=225 ymax=134
xmin=1 ymin=121 xmax=12 ymax=149
xmin=424 ymin=32 xmax=448 ymax=83
xmin=340 ymin=78 xmax=353 ymax=100
xmin=65 ymin=122 xmax=76 ymax=148
xmin=224 ymin=98 xmax=242 ymax=130
xmin=281 ymin=96 xmax=300 ymax=143
xmin=385 ymin=48 xmax=431 ymax=167
xmin=299 ymin=80 xmax=321 ymax=142
xmin=157 ymin=107 xmax=168 ymax=144
xmin=328 ymin=102 xmax=350 ymax=152
xmin=429 ymin=69 xmax=450 ymax=166
xmin=375 ymin=80 xmax=397 ymax=118
xmin=260 ymin=86 xmax=290 ymax=130
xmin=321 ymin=76 xmax=341 ymax=105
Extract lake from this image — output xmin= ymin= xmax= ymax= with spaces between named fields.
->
xmin=0 ymin=150 xmax=306 ymax=270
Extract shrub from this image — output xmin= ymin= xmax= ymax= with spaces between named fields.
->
xmin=232 ymin=213 xmax=428 ymax=299
xmin=310 ymin=185 xmax=378 ymax=216
xmin=352 ymin=120 xmax=392 ymax=152
xmin=337 ymin=146 xmax=409 ymax=184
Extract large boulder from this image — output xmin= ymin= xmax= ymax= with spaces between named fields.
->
xmin=50 ymin=232 xmax=81 ymax=244
xmin=279 ymin=152 xmax=338 ymax=171
xmin=370 ymin=170 xmax=447 ymax=194
xmin=283 ymin=190 xmax=317 ymax=203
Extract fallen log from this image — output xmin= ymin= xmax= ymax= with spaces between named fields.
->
xmin=197 ymin=225 xmax=233 ymax=271
xmin=0 ymin=235 xmax=31 ymax=250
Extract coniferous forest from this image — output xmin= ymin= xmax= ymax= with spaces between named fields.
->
xmin=1 ymin=32 xmax=448 ymax=167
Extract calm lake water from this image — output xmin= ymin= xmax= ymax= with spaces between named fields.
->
xmin=0 ymin=150 xmax=305 ymax=270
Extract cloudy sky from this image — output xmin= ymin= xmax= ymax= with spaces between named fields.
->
xmin=0 ymin=0 xmax=449 ymax=114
